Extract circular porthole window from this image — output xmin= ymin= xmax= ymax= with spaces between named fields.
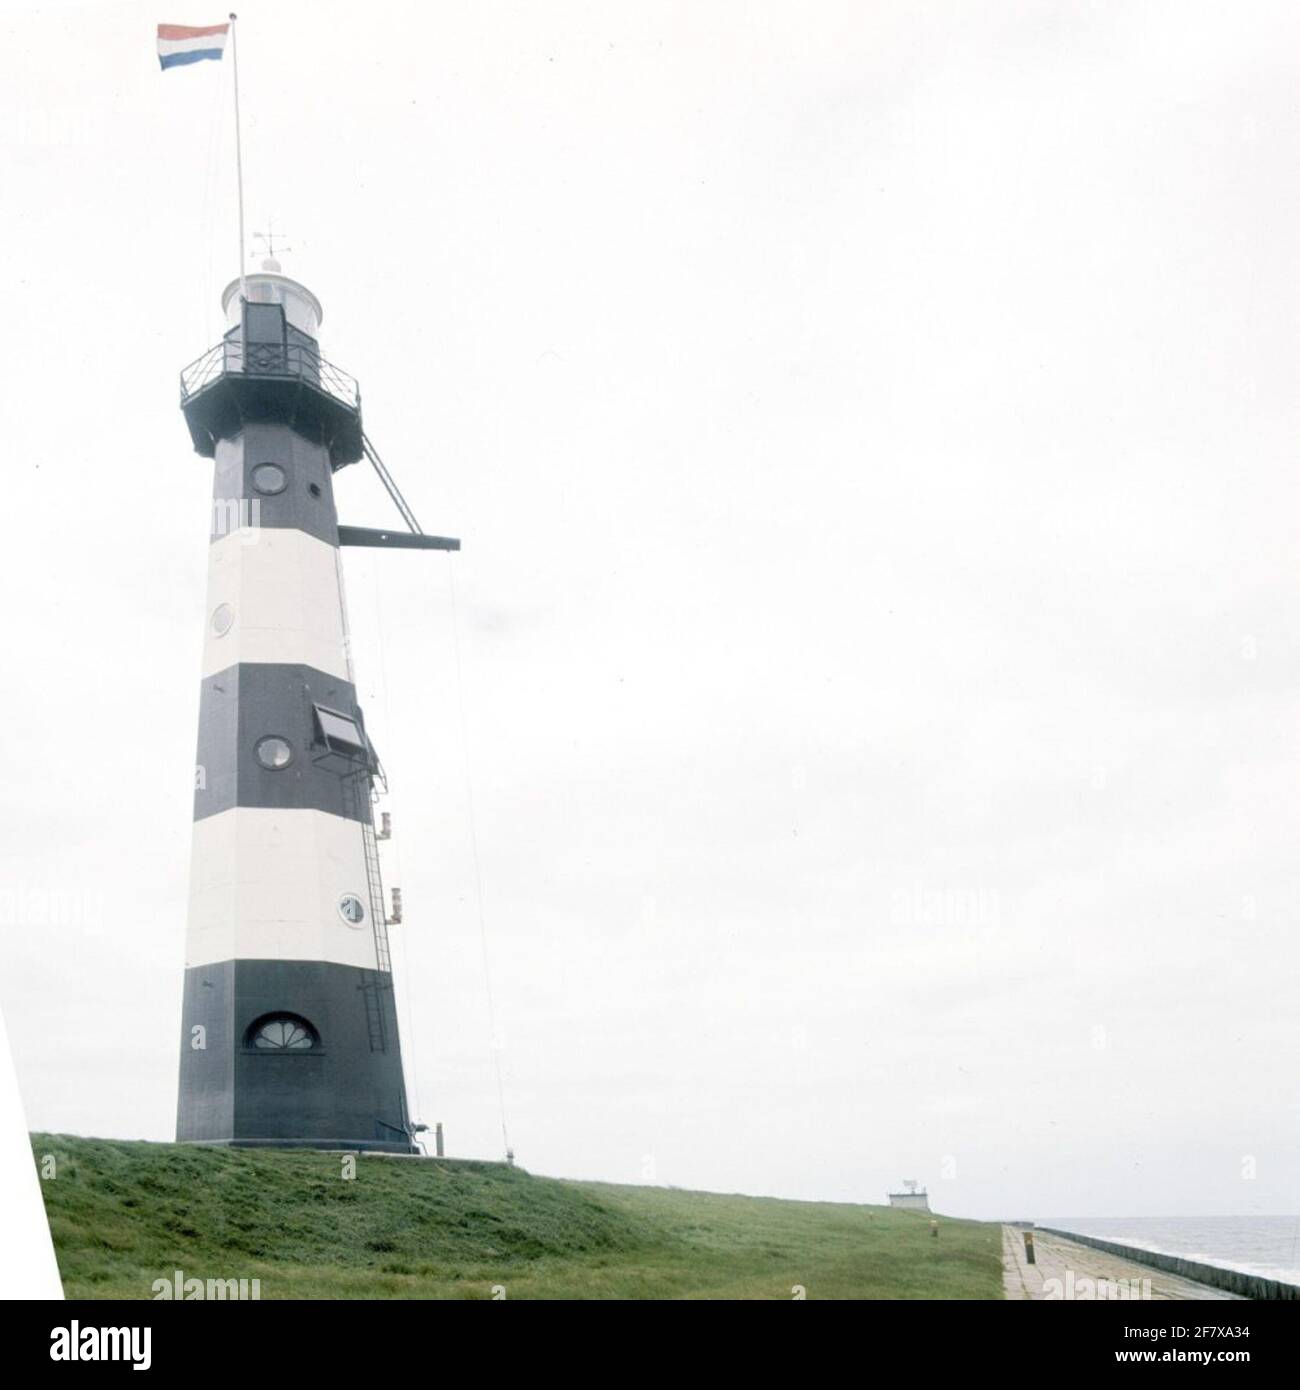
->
xmin=251 ymin=462 xmax=287 ymax=495
xmin=210 ymin=602 xmax=235 ymax=637
xmin=338 ymin=893 xmax=366 ymax=927
xmin=254 ymin=735 xmax=293 ymax=770
xmin=248 ymin=1015 xmax=317 ymax=1050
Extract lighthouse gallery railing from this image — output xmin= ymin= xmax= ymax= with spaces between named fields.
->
xmin=179 ymin=338 xmax=361 ymax=412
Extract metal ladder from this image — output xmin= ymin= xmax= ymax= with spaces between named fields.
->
xmin=360 ymin=784 xmax=392 ymax=974
xmin=343 ymin=769 xmax=393 ymax=1052
xmin=360 ymin=975 xmax=387 ymax=1055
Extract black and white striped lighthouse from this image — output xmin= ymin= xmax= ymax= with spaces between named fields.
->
xmin=175 ymin=258 xmax=457 ymax=1152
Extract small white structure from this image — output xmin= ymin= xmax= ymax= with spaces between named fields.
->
xmin=887 ymin=1179 xmax=931 ymax=1211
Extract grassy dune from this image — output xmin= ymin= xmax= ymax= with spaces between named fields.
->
xmin=33 ymin=1134 xmax=1002 ymax=1300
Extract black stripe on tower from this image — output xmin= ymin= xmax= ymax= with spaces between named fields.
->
xmin=177 ymin=960 xmax=410 ymax=1151
xmin=194 ymin=663 xmax=373 ymax=823
xmin=211 ymin=423 xmax=341 ymax=547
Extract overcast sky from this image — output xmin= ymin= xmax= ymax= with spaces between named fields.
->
xmin=1 ymin=0 xmax=1297 ymax=1221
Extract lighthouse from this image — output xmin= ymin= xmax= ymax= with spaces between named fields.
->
xmin=175 ymin=259 xmax=456 ymax=1152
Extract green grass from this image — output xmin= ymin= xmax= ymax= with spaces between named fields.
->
xmin=32 ymin=1134 xmax=1003 ymax=1300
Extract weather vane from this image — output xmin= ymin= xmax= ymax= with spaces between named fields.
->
xmin=252 ymin=218 xmax=292 ymax=265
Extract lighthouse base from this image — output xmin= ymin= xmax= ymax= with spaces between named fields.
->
xmin=176 ymin=959 xmax=415 ymax=1154
xmin=183 ymin=1137 xmax=419 ymax=1154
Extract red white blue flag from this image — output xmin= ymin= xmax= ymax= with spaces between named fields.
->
xmin=157 ymin=22 xmax=229 ymax=71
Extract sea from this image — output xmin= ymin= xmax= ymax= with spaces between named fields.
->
xmin=1040 ymin=1215 xmax=1300 ymax=1287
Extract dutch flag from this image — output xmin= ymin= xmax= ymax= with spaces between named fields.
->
xmin=157 ymin=21 xmax=229 ymax=71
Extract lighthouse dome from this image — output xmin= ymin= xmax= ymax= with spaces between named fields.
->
xmin=221 ymin=268 xmax=323 ymax=340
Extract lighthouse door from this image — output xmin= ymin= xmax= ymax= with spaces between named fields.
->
xmin=242 ymin=301 xmax=288 ymax=376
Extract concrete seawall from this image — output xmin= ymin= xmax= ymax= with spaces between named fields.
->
xmin=1037 ymin=1227 xmax=1300 ymax=1301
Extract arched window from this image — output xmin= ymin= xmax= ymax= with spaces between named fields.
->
xmin=246 ymin=1014 xmax=319 ymax=1051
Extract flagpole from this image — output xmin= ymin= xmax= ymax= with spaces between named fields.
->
xmin=229 ymin=12 xmax=247 ymax=301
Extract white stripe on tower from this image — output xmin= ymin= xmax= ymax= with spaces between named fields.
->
xmin=186 ymin=808 xmax=380 ymax=970
xmin=202 ymin=527 xmax=351 ymax=682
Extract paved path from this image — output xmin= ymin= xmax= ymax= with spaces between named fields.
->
xmin=1001 ymin=1226 xmax=1242 ymax=1301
